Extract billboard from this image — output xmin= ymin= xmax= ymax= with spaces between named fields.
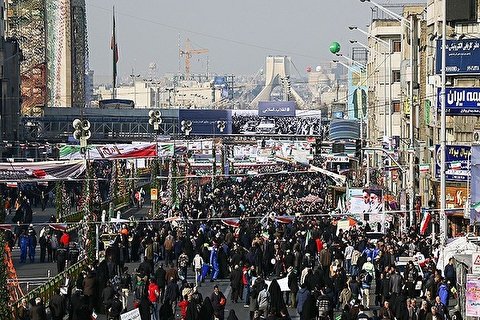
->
xmin=437 ymin=87 xmax=480 ymax=115
xmin=258 ymin=101 xmax=296 ymax=117
xmin=436 ymin=39 xmax=480 ymax=74
xmin=435 ymin=145 xmax=471 ymax=181
xmin=178 ymin=109 xmax=232 ymax=135
xmin=346 ymin=188 xmax=384 ymax=230
xmin=445 ymin=186 xmax=468 ymax=209
xmin=329 ymin=119 xmax=360 ymax=141
xmin=347 ymin=66 xmax=368 ymax=119
xmin=470 ymin=146 xmax=480 ymax=223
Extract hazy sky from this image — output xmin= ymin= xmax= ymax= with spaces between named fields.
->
xmin=85 ymin=0 xmax=407 ymax=84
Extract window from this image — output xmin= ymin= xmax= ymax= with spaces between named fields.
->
xmin=392 ymin=101 xmax=401 ymax=112
xmin=392 ymin=70 xmax=401 ymax=83
xmin=393 ymin=40 xmax=401 ymax=53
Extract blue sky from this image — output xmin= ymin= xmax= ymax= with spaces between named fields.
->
xmin=86 ymin=0 xmax=414 ymax=84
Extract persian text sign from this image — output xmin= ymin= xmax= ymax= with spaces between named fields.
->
xmin=436 ymin=39 xmax=480 ymax=74
xmin=437 ymin=87 xmax=480 ymax=115
xmin=435 ymin=145 xmax=471 ymax=181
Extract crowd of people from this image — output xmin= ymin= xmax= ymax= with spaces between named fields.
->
xmin=232 ymin=115 xmax=326 ymax=136
xmin=10 ymin=168 xmax=462 ymax=320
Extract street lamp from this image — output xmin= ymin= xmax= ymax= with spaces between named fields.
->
xmin=148 ymin=110 xmax=162 ymax=216
xmin=335 ymin=53 xmax=365 ymax=69
xmin=357 ymin=0 xmax=418 ymax=230
xmin=129 ymin=70 xmax=141 ymax=106
xmin=349 ymin=25 xmax=395 ymax=196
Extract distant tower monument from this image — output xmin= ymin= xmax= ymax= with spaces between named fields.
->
xmin=6 ymin=0 xmax=88 ymax=110
xmin=250 ymin=56 xmax=305 ymax=108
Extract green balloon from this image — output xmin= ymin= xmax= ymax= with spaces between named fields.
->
xmin=330 ymin=42 xmax=341 ymax=54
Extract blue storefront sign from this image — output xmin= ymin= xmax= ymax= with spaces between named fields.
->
xmin=436 ymin=39 xmax=480 ymax=74
xmin=258 ymin=101 xmax=296 ymax=117
xmin=435 ymin=144 xmax=471 ymax=181
xmin=437 ymin=87 xmax=480 ymax=115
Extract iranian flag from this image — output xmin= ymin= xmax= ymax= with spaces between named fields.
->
xmin=420 ymin=209 xmax=431 ymax=235
xmin=221 ymin=218 xmax=240 ymax=228
xmin=419 ymin=164 xmax=429 ymax=173
xmin=451 ymin=161 xmax=462 ymax=170
xmin=275 ymin=216 xmax=295 ymax=224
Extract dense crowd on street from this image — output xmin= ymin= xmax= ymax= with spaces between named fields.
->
xmin=232 ymin=115 xmax=326 ymax=136
xmin=7 ymin=168 xmax=462 ymax=320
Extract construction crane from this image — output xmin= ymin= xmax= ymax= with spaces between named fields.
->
xmin=179 ymin=38 xmax=208 ymax=80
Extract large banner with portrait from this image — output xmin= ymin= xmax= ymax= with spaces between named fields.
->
xmin=347 ymin=188 xmax=384 ymax=230
xmin=347 ymin=66 xmax=368 ymax=120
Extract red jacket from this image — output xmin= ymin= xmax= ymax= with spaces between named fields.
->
xmin=315 ymin=238 xmax=323 ymax=253
xmin=178 ymin=299 xmax=189 ymax=319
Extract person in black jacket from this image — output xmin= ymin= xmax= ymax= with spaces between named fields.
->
xmin=56 ymin=243 xmax=67 ymax=273
xmin=287 ymin=267 xmax=299 ymax=308
xmin=229 ymin=265 xmax=243 ymax=303
xmin=138 ymin=293 xmax=152 ymax=320
xmin=48 ymin=288 xmax=66 ymax=320
xmin=108 ymin=293 xmax=124 ymax=320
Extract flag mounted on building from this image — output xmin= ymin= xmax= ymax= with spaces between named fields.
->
xmin=419 ymin=164 xmax=429 ymax=173
xmin=419 ymin=208 xmax=431 ymax=235
xmin=111 ymin=7 xmax=119 ymax=92
xmin=450 ymin=161 xmax=462 ymax=170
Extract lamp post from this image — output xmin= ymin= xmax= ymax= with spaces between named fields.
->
xmin=129 ymin=70 xmax=140 ymax=106
xmin=149 ymin=110 xmax=162 ymax=215
xmin=358 ymin=0 xmax=418 ymax=230
xmin=335 ymin=53 xmax=365 ymax=69
xmin=440 ymin=0 xmax=447 ymax=245
xmin=72 ymin=118 xmax=97 ymax=260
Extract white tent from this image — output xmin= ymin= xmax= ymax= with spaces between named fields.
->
xmin=438 ymin=237 xmax=480 ymax=273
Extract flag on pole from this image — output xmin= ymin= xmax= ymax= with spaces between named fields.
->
xmin=419 ymin=164 xmax=429 ymax=173
xmin=450 ymin=161 xmax=461 ymax=170
xmin=111 ymin=7 xmax=119 ymax=90
xmin=419 ymin=209 xmax=431 ymax=235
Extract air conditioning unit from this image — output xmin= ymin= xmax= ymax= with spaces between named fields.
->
xmin=474 ymin=130 xmax=480 ymax=143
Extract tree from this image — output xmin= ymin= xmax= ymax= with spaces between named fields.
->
xmin=0 ymin=232 xmax=12 ymax=319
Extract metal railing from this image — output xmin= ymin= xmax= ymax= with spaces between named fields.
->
xmin=12 ymin=258 xmax=88 ymax=311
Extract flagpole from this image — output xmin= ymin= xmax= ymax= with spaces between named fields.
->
xmin=112 ymin=6 xmax=117 ymax=99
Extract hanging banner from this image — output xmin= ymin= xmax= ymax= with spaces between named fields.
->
xmin=0 ymin=160 xmax=85 ymax=181
xmin=60 ymin=143 xmax=174 ymax=160
xmin=467 ymin=275 xmax=480 ymax=317
xmin=347 ymin=65 xmax=368 ymax=120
